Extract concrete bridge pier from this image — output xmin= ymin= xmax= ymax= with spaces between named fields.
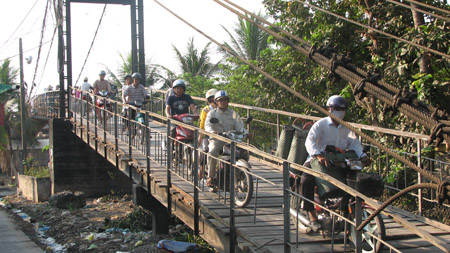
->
xmin=133 ymin=184 xmax=170 ymax=234
xmin=49 ymin=119 xmax=132 ymax=197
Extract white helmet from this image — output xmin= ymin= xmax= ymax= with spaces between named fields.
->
xmin=205 ymin=88 xmax=219 ymax=99
xmin=326 ymin=95 xmax=348 ymax=108
xmin=214 ymin=90 xmax=229 ymax=101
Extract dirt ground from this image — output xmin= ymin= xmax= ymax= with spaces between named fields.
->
xmin=0 ymin=192 xmax=198 ymax=252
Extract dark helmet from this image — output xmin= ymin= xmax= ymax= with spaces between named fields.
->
xmin=132 ymin=72 xmax=141 ymax=79
xmin=124 ymin=74 xmax=132 ymax=80
xmin=172 ymin=79 xmax=186 ymax=89
xmin=326 ymin=95 xmax=348 ymax=109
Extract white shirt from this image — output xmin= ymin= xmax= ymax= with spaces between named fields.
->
xmin=305 ymin=116 xmax=364 ymax=163
xmin=80 ymin=82 xmax=92 ymax=92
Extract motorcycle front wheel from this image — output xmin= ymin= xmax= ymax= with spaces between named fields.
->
xmin=349 ymin=208 xmax=385 ymax=253
xmin=234 ymin=159 xmax=254 ymax=208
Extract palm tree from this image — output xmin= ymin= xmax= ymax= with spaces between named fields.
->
xmin=0 ymin=59 xmax=40 ymax=174
xmin=104 ymin=52 xmax=162 ymax=89
xmin=0 ymin=59 xmax=19 ymax=173
xmin=172 ymin=37 xmax=220 ymax=78
xmin=219 ymin=11 xmax=269 ymax=61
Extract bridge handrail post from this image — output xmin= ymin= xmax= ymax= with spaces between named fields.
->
xmin=114 ymin=102 xmax=119 ymax=168
xmin=283 ymin=161 xmax=291 ymax=253
xmin=87 ymin=96 xmax=90 ymax=146
xmin=193 ymin=129 xmax=199 ymax=236
xmin=417 ymin=139 xmax=423 ymax=215
xmin=167 ymin=119 xmax=172 ymax=216
xmin=145 ymin=111 xmax=151 ymax=195
xmin=103 ymin=97 xmax=107 ymax=148
xmin=355 ymin=196 xmax=363 ymax=253
xmin=150 ymin=90 xmax=153 ymax=114
xmin=94 ymin=95 xmax=98 ymax=152
xmin=229 ymin=141 xmax=236 ymax=253
xmin=80 ymin=91 xmax=83 ymax=129
xmin=128 ymin=107 xmax=132 ymax=159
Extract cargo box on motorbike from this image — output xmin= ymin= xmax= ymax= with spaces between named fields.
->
xmin=346 ymin=172 xmax=383 ymax=197
xmin=310 ymin=159 xmax=347 ymax=199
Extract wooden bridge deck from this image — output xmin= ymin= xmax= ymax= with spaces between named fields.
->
xmin=69 ymin=114 xmax=450 ymax=252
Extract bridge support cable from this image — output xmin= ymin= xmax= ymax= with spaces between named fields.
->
xmin=214 ymin=0 xmax=450 ymax=181
xmin=216 ymin=0 xmax=450 ymax=147
xmin=153 ymin=0 xmax=450 ymax=225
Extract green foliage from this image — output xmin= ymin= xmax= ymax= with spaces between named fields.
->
xmin=104 ymin=206 xmax=152 ymax=232
xmin=219 ymin=11 xmax=269 ymax=62
xmin=173 ymin=37 xmax=220 ymax=78
xmin=24 ymin=165 xmax=50 ymax=178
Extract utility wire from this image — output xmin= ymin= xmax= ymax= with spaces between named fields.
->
xmin=29 ymin=0 xmax=51 ymax=98
xmin=291 ymin=0 xmax=450 ymax=60
xmin=32 ymin=26 xmax=57 ymax=98
xmin=0 ymin=40 xmax=52 ymax=62
xmin=0 ymin=0 xmax=40 ymax=52
xmin=386 ymin=0 xmax=450 ymax=22
xmin=74 ymin=4 xmax=107 ymax=87
xmin=400 ymin=0 xmax=450 ymax=15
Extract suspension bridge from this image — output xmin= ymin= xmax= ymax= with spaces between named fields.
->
xmin=30 ymin=90 xmax=450 ymax=252
xmin=12 ymin=0 xmax=450 ymax=252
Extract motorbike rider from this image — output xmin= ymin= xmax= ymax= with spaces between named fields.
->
xmin=121 ymin=74 xmax=133 ymax=103
xmin=93 ymin=70 xmax=112 ymax=121
xmin=204 ymin=90 xmax=245 ymax=188
xmin=123 ymin=72 xmax=148 ymax=121
xmin=93 ymin=70 xmax=112 ymax=95
xmin=165 ymin=79 xmax=198 ymax=117
xmin=299 ymin=95 xmax=371 ymax=232
xmin=198 ymin=88 xmax=218 ymax=178
xmin=165 ymin=79 xmax=198 ymax=142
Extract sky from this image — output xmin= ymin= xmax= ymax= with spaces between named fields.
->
xmin=0 ymin=0 xmax=265 ymax=95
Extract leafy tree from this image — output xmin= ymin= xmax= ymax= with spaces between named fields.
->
xmin=0 ymin=60 xmax=40 ymax=173
xmin=219 ymin=11 xmax=269 ymax=62
xmin=104 ymin=52 xmax=162 ymax=89
xmin=260 ymin=0 xmax=450 ymax=130
xmin=172 ymin=37 xmax=220 ymax=78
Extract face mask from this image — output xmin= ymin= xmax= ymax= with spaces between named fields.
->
xmin=331 ymin=109 xmax=345 ymax=119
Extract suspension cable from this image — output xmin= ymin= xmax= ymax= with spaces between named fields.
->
xmin=154 ymin=0 xmax=444 ymax=187
xmin=400 ymin=0 xmax=450 ymax=15
xmin=29 ymin=0 xmax=51 ymax=99
xmin=291 ymin=0 xmax=450 ymax=60
xmin=74 ymin=4 xmax=107 ymax=86
xmin=386 ymin=0 xmax=450 ymax=22
xmin=218 ymin=0 xmax=450 ymax=142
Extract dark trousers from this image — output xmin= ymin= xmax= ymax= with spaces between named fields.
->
xmin=299 ymin=162 xmax=349 ymax=212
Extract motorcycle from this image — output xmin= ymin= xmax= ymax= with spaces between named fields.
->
xmin=289 ymin=147 xmax=385 ymax=253
xmin=205 ymin=117 xmax=254 ymax=208
xmin=95 ymin=90 xmax=113 ymax=123
xmin=124 ymin=100 xmax=148 ymax=144
xmin=170 ymin=113 xmax=199 ymax=169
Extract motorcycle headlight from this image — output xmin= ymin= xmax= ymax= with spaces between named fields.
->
xmin=179 ymin=129 xmax=188 ymax=137
xmin=182 ymin=117 xmax=193 ymax=124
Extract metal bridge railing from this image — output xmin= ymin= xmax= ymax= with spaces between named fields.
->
xmin=31 ymin=89 xmax=450 ymax=252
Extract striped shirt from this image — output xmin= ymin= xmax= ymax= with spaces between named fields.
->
xmin=123 ymin=84 xmax=147 ymax=102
